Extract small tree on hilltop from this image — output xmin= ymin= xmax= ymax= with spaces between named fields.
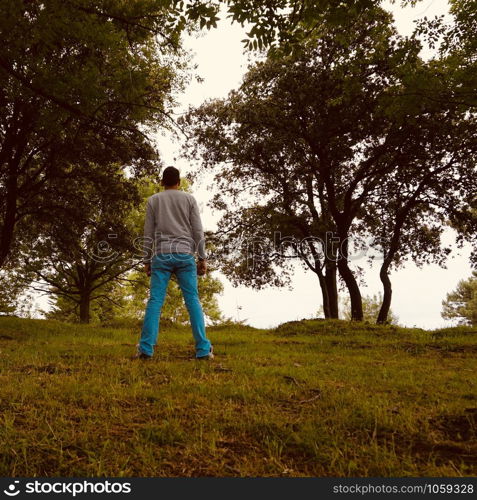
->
xmin=442 ymin=272 xmax=477 ymax=327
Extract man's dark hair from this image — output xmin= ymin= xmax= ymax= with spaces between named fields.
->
xmin=162 ymin=166 xmax=180 ymax=186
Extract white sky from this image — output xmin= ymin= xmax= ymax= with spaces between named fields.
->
xmin=154 ymin=0 xmax=475 ymax=329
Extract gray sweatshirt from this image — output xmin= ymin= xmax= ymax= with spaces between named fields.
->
xmin=142 ymin=190 xmax=206 ymax=263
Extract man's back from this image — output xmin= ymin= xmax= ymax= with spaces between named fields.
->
xmin=143 ymin=189 xmax=206 ymax=261
xmin=137 ymin=166 xmax=213 ymax=361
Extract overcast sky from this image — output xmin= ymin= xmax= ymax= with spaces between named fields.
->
xmin=153 ymin=0 xmax=474 ymax=330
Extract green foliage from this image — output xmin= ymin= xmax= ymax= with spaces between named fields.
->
xmin=43 ymin=177 xmax=224 ymax=325
xmin=224 ymin=0 xmax=423 ymax=54
xmin=0 ymin=269 xmax=25 ymax=315
xmin=0 ymin=0 xmax=190 ymax=270
xmin=414 ymin=0 xmax=477 ymax=110
xmin=0 ymin=258 xmax=40 ymax=316
xmin=442 ymin=272 xmax=477 ymax=326
xmin=29 ymin=164 xmax=145 ymax=323
xmin=93 ymin=267 xmax=224 ymax=325
xmin=340 ymin=294 xmax=399 ymax=325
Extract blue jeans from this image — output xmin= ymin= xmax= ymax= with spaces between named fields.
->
xmin=139 ymin=253 xmax=211 ymax=358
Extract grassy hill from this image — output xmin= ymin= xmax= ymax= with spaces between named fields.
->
xmin=0 ymin=316 xmax=475 ymax=477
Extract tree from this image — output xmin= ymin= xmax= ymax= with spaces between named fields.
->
xmin=363 ymin=0 xmax=477 ymax=323
xmin=183 ymin=5 xmax=476 ymax=323
xmin=26 ymin=164 xmax=142 ymax=323
xmin=0 ymin=0 xmax=195 ymax=271
xmin=182 ymin=8 xmax=424 ymax=320
xmin=442 ymin=272 xmax=477 ymax=326
xmin=41 ymin=176 xmax=225 ymax=324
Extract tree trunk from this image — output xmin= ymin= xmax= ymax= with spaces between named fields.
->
xmin=338 ymin=236 xmax=363 ymax=321
xmin=0 ymin=112 xmax=31 ymax=269
xmin=338 ymin=260 xmax=363 ymax=321
xmin=317 ymin=267 xmax=331 ymax=318
xmin=325 ymin=261 xmax=338 ymax=318
xmin=0 ymin=161 xmax=19 ymax=269
xmin=79 ymin=294 xmax=91 ymax=324
xmin=377 ymin=261 xmax=392 ymax=324
xmin=377 ymin=215 xmax=406 ymax=324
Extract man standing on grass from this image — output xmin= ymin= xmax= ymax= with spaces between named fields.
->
xmin=134 ymin=166 xmax=214 ymax=360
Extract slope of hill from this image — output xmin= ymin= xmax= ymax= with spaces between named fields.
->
xmin=0 ymin=316 xmax=475 ymax=476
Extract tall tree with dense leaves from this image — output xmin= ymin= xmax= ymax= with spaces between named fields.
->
xmin=182 ymin=6 xmax=476 ymax=321
xmin=363 ymin=0 xmax=477 ymax=323
xmin=182 ymin=9 xmax=418 ymax=320
xmin=0 ymin=0 xmax=189 ymax=271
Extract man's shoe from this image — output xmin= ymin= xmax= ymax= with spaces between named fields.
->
xmin=197 ymin=345 xmax=214 ymax=360
xmin=132 ymin=344 xmax=152 ymax=360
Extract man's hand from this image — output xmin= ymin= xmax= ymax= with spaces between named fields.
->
xmin=197 ymin=259 xmax=207 ymax=276
xmin=144 ymin=262 xmax=151 ymax=277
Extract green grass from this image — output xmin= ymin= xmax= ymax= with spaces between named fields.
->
xmin=0 ymin=316 xmax=476 ymax=477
